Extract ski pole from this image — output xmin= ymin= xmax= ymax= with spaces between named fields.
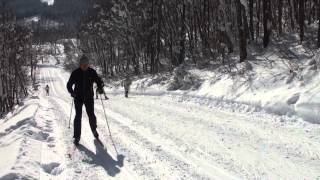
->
xmin=69 ymin=100 xmax=74 ymax=129
xmin=100 ymin=95 xmax=119 ymax=156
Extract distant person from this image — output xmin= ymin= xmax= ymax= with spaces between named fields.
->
xmin=122 ymin=76 xmax=132 ymax=98
xmin=67 ymin=55 xmax=105 ymax=145
xmin=96 ymin=86 xmax=109 ymax=100
xmin=45 ymin=85 xmax=50 ymax=96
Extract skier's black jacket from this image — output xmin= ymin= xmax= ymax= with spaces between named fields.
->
xmin=67 ymin=67 xmax=104 ymax=100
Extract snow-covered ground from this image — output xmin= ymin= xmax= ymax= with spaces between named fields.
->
xmin=0 ymin=57 xmax=320 ymax=179
xmin=112 ymin=38 xmax=320 ymax=125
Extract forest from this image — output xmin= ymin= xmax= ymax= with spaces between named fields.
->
xmin=78 ymin=0 xmax=320 ymax=77
xmin=0 ymin=0 xmax=86 ymax=115
xmin=0 ymin=8 xmax=34 ymax=114
xmin=1 ymin=0 xmax=320 ymax=115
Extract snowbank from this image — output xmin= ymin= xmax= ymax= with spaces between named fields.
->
xmin=108 ymin=49 xmax=320 ymax=124
xmin=0 ymin=95 xmax=40 ymax=179
xmin=0 ymin=91 xmax=67 ymax=179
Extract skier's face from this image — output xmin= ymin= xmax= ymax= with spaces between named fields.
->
xmin=80 ymin=64 xmax=89 ymax=71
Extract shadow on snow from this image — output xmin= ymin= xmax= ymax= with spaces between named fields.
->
xmin=76 ymin=140 xmax=125 ymax=177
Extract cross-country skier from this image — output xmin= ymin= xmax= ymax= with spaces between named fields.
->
xmin=67 ymin=55 xmax=105 ymax=145
xmin=45 ymin=85 xmax=50 ymax=96
xmin=122 ymin=75 xmax=132 ymax=98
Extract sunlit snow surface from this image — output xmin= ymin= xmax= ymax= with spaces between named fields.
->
xmin=0 ymin=44 xmax=319 ymax=179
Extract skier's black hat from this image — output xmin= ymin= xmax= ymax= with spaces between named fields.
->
xmin=79 ymin=55 xmax=89 ymax=65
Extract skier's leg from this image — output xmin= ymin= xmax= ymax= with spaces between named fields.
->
xmin=73 ymin=99 xmax=83 ymax=142
xmin=125 ymin=88 xmax=128 ymax=98
xmin=104 ymin=91 xmax=108 ymax=100
xmin=84 ymin=99 xmax=98 ymax=138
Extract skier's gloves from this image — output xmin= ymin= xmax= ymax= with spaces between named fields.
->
xmin=71 ymin=93 xmax=76 ymax=98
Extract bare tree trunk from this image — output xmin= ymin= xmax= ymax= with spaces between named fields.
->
xmin=249 ymin=0 xmax=254 ymax=40
xmin=263 ymin=0 xmax=271 ymax=47
xmin=236 ymin=0 xmax=247 ymax=62
xmin=278 ymin=0 xmax=283 ymax=35
xmin=318 ymin=0 xmax=320 ymax=47
xmin=178 ymin=1 xmax=186 ymax=65
xmin=299 ymin=0 xmax=305 ymax=43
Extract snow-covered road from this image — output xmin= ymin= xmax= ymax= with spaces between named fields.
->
xmin=2 ymin=62 xmax=319 ymax=179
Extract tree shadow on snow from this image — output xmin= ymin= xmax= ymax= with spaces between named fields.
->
xmin=76 ymin=140 xmax=124 ymax=177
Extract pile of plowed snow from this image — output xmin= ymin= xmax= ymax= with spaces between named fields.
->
xmin=108 ymin=49 xmax=320 ymax=124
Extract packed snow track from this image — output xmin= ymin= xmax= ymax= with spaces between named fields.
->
xmin=16 ymin=62 xmax=320 ymax=179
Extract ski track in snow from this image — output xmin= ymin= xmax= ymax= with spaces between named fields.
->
xmin=39 ymin=64 xmax=145 ymax=180
xmin=99 ymin=94 xmax=320 ymax=179
xmin=2 ymin=62 xmax=319 ymax=179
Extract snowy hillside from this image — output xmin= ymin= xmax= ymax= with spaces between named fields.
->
xmin=0 ymin=53 xmax=319 ymax=179
xmin=109 ymin=38 xmax=320 ymax=125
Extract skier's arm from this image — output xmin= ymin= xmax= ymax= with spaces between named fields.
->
xmin=67 ymin=72 xmax=75 ymax=94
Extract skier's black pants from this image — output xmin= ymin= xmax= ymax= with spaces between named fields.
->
xmin=73 ymin=98 xmax=97 ymax=140
xmin=125 ymin=88 xmax=129 ymax=98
